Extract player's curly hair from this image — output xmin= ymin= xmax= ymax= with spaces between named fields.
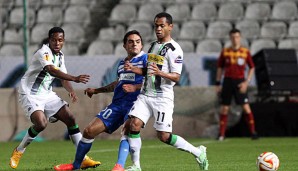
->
xmin=48 ymin=27 xmax=65 ymax=38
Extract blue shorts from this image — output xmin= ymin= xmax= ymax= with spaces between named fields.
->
xmin=96 ymin=101 xmax=133 ymax=134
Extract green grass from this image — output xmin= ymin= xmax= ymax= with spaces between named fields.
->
xmin=1 ymin=137 xmax=297 ymax=170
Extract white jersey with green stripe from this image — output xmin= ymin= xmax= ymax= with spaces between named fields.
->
xmin=19 ymin=44 xmax=67 ymax=95
xmin=142 ymin=39 xmax=183 ymax=100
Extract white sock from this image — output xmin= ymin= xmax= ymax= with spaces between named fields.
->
xmin=173 ymin=135 xmax=201 ymax=157
xmin=69 ymin=132 xmax=82 ymax=147
xmin=17 ymin=132 xmax=35 ymax=153
xmin=128 ymin=136 xmax=141 ymax=168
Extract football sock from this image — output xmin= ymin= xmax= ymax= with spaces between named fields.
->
xmin=17 ymin=127 xmax=39 ymax=152
xmin=245 ymin=112 xmax=256 ymax=134
xmin=219 ymin=114 xmax=228 ymax=137
xmin=73 ymin=137 xmax=94 ymax=169
xmin=68 ymin=124 xmax=82 ymax=147
xmin=116 ymin=135 xmax=130 ymax=168
xmin=167 ymin=134 xmax=201 ymax=157
xmin=128 ymin=131 xmax=141 ymax=168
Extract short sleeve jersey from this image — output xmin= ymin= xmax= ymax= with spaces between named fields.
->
xmin=19 ymin=44 xmax=67 ymax=95
xmin=112 ymin=51 xmax=147 ymax=103
xmin=142 ymin=39 xmax=183 ymax=100
xmin=217 ymin=47 xmax=254 ymax=79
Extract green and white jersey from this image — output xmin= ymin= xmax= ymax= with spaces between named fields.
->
xmin=142 ymin=39 xmax=183 ymax=100
xmin=19 ymin=44 xmax=67 ymax=95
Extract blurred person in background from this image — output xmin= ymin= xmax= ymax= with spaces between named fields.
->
xmin=53 ymin=30 xmax=147 ymax=171
xmin=215 ymin=28 xmax=258 ymax=141
xmin=9 ymin=27 xmax=101 ymax=169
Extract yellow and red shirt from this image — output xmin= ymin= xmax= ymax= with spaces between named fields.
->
xmin=217 ymin=47 xmax=254 ymax=79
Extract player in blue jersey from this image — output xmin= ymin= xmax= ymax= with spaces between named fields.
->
xmin=54 ymin=30 xmax=147 ymax=171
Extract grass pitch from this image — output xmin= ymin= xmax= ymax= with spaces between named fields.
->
xmin=1 ymin=137 xmax=297 ymax=170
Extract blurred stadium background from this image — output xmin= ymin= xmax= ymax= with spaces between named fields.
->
xmin=0 ymin=0 xmax=298 ymax=142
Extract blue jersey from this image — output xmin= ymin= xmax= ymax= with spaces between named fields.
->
xmin=112 ymin=51 xmax=147 ymax=103
xmin=97 ymin=51 xmax=147 ymax=133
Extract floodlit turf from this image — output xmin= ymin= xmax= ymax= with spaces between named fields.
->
xmin=1 ymin=137 xmax=297 ymax=170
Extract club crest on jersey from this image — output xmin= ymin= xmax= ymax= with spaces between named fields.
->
xmin=160 ymin=47 xmax=168 ymax=56
xmin=174 ymin=56 xmax=183 ymax=63
xmin=43 ymin=52 xmax=50 ymax=61
xmin=119 ymin=73 xmax=136 ymax=81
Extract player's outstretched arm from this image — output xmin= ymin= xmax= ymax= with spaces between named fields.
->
xmin=61 ymin=80 xmax=78 ymax=103
xmin=84 ymin=81 xmax=118 ymax=98
xmin=45 ymin=65 xmax=90 ymax=84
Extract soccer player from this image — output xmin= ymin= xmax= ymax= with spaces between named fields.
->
xmin=9 ymin=27 xmax=101 ymax=169
xmin=53 ymin=30 xmax=147 ymax=171
xmin=123 ymin=12 xmax=209 ymax=170
xmin=215 ymin=28 xmax=258 ymax=141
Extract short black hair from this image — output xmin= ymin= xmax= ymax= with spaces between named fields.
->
xmin=123 ymin=30 xmax=143 ymax=45
xmin=229 ymin=28 xmax=241 ymax=35
xmin=154 ymin=12 xmax=173 ymax=24
xmin=48 ymin=27 xmax=64 ymax=38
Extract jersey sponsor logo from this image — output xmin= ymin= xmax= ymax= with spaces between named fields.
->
xmin=119 ymin=73 xmax=136 ymax=81
xmin=148 ymin=54 xmax=164 ymax=65
xmin=174 ymin=56 xmax=183 ymax=63
xmin=43 ymin=52 xmax=50 ymax=61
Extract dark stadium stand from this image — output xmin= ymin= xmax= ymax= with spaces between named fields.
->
xmin=3 ymin=28 xmax=22 ymax=44
xmin=288 ymin=21 xmax=298 ymax=38
xmin=250 ymin=39 xmax=276 ymax=55
xmin=235 ymin=20 xmax=260 ymax=40
xmin=218 ymin=3 xmax=244 ymax=22
xmin=191 ymin=3 xmax=217 ymax=22
xmin=196 ymin=39 xmax=222 ymax=53
xmin=179 ymin=21 xmax=206 ymax=41
xmin=37 ymin=7 xmax=63 ymax=25
xmin=165 ymin=4 xmax=190 ymax=23
xmin=1 ymin=0 xmax=298 ymax=55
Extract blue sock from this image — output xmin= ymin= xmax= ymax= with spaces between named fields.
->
xmin=116 ymin=139 xmax=130 ymax=167
xmin=73 ymin=141 xmax=92 ymax=169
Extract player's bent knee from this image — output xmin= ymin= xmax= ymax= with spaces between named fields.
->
xmin=130 ymin=120 xmax=142 ymax=131
xmin=83 ymin=126 xmax=96 ymax=139
xmin=35 ymin=121 xmax=48 ymax=132
xmin=157 ymin=132 xmax=170 ymax=143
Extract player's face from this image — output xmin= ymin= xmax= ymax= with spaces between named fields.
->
xmin=124 ymin=34 xmax=143 ymax=57
xmin=49 ymin=32 xmax=64 ymax=54
xmin=154 ymin=17 xmax=173 ymax=42
xmin=230 ymin=32 xmax=241 ymax=48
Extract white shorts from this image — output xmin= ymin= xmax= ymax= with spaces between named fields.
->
xmin=19 ymin=92 xmax=68 ymax=122
xmin=128 ymin=94 xmax=174 ymax=132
